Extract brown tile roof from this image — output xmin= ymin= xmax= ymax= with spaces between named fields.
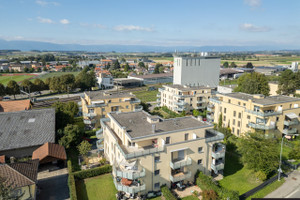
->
xmin=0 ymin=159 xmax=39 ymax=189
xmin=0 ymin=155 xmax=5 ymax=163
xmin=32 ymin=142 xmax=67 ymax=163
xmin=0 ymin=99 xmax=32 ymax=112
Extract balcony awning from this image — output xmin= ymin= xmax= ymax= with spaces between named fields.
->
xmin=286 ymin=112 xmax=298 ymax=119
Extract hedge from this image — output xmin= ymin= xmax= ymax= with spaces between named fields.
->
xmin=73 ymin=164 xmax=112 ymax=180
xmin=67 ymin=160 xmax=77 ymax=200
xmin=161 ymin=185 xmax=177 ymax=200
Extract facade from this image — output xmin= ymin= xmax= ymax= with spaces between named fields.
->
xmin=96 ymin=71 xmax=114 ymax=89
xmin=158 ymin=85 xmax=214 ymax=113
xmin=81 ymin=91 xmax=142 ymax=128
xmin=269 ymin=82 xmax=280 ymax=96
xmin=173 ymin=56 xmax=220 ymax=87
xmin=207 ymin=92 xmax=300 ymax=137
xmin=100 ymin=111 xmax=225 ymax=196
xmin=128 ymin=73 xmax=173 ymax=85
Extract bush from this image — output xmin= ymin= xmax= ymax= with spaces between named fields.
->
xmin=67 ymin=160 xmax=77 ymax=200
xmin=202 ymin=190 xmax=218 ymax=200
xmin=73 ymin=164 xmax=112 ymax=180
xmin=196 ymin=171 xmax=219 ymax=191
xmin=161 ymin=185 xmax=177 ymax=200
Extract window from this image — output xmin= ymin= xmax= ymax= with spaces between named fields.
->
xmin=228 ymin=99 xmax=231 ymax=103
xmin=233 ymin=111 xmax=236 ymax=117
xmin=119 ymin=99 xmax=122 ymax=102
xmin=155 ymin=156 xmax=160 ymax=163
xmin=166 ymin=137 xmax=170 ymax=144
xmin=247 ymin=115 xmax=250 ymax=119
xmin=197 ymin=159 xmax=202 ymax=165
xmin=223 ymin=116 xmax=226 ymax=121
xmin=108 ymin=100 xmax=111 ymax=103
xmin=224 ymin=108 xmax=226 ymax=113
xmin=155 ymin=170 xmax=160 ymax=175
xmin=154 ymin=183 xmax=160 ymax=189
xmin=233 ymin=119 xmax=235 ymax=125
xmin=243 ymin=103 xmax=246 ymax=106
xmin=184 ymin=133 xmax=189 ymax=141
xmin=126 ymin=105 xmax=129 ymax=109
xmin=198 ymin=147 xmax=203 ymax=153
xmin=232 ymin=127 xmax=235 ymax=134
xmin=276 ymin=117 xmax=279 ymax=121
xmin=238 ymin=102 xmax=241 ymax=105
xmin=237 ymin=129 xmax=240 ymax=136
xmin=238 ymin=112 xmax=241 ymax=118
xmin=238 ymin=121 xmax=241 ymax=127
xmin=290 ymin=104 xmax=292 ymax=108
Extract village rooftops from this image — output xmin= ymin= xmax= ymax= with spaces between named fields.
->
xmin=164 ymin=84 xmax=213 ymax=91
xmin=85 ymin=91 xmax=136 ymax=101
xmin=221 ymin=93 xmax=300 ymax=105
xmin=109 ymin=111 xmax=212 ymax=139
xmin=0 ymin=108 xmax=55 ymax=152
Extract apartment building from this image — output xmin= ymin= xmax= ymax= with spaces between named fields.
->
xmin=81 ymin=91 xmax=142 ymax=128
xmin=158 ymin=84 xmax=214 ymax=113
xmin=207 ymin=92 xmax=300 ymax=137
xmin=100 ymin=111 xmax=225 ymax=196
xmin=173 ymin=55 xmax=220 ymax=87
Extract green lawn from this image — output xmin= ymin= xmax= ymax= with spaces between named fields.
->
xmin=34 ymin=71 xmax=80 ymax=81
xmin=147 ymin=195 xmax=198 ymax=200
xmin=246 ymin=178 xmax=285 ymax=199
xmin=76 ymin=174 xmax=117 ymax=200
xmin=132 ymin=89 xmax=159 ymax=102
xmin=219 ymin=79 xmax=238 ymax=86
xmin=0 ymin=74 xmax=35 ymax=85
xmin=219 ymin=152 xmax=262 ymax=195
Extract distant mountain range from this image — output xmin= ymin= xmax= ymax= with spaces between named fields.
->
xmin=0 ymin=39 xmax=298 ymax=52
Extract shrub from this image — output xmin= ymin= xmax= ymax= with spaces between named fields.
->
xmin=202 ymin=190 xmax=218 ymax=200
xmin=161 ymin=185 xmax=177 ymax=200
xmin=67 ymin=160 xmax=77 ymax=200
xmin=196 ymin=171 xmax=219 ymax=191
xmin=73 ymin=164 xmax=112 ymax=180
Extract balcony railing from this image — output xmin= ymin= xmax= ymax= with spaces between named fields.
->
xmin=96 ymin=129 xmax=103 ymax=139
xmin=83 ymin=119 xmax=97 ymax=125
xmin=87 ymin=103 xmax=106 ymax=108
xmin=158 ymin=88 xmax=165 ymax=92
xmin=196 ymin=106 xmax=205 ymax=110
xmin=114 ymin=179 xmax=146 ymax=194
xmin=83 ymin=112 xmax=97 ymax=117
xmin=284 ymin=120 xmax=299 ymax=126
xmin=196 ymin=100 xmax=205 ymax=103
xmin=170 ymin=157 xmax=192 ymax=169
xmin=175 ymin=101 xmax=187 ymax=106
xmin=113 ymin=166 xmax=146 ymax=179
xmin=283 ymin=128 xmax=297 ymax=135
xmin=96 ymin=139 xmax=104 ymax=149
xmin=116 ymin=143 xmax=164 ymax=160
xmin=205 ymin=130 xmax=224 ymax=143
xmin=206 ymin=114 xmax=214 ymax=120
xmin=210 ymin=98 xmax=221 ymax=104
xmin=156 ymin=93 xmax=161 ymax=97
xmin=156 ymin=98 xmax=161 ymax=102
xmin=211 ymin=162 xmax=224 ymax=171
xmin=207 ymin=107 xmax=214 ymax=112
xmin=130 ymin=99 xmax=141 ymax=104
xmin=170 ymin=171 xmax=192 ymax=182
xmin=212 ymin=144 xmax=226 ymax=159
xmin=245 ymin=109 xmax=282 ymax=117
xmin=248 ymin=122 xmax=276 ymax=130
xmin=134 ymin=105 xmax=143 ymax=112
xmin=174 ymin=106 xmax=187 ymax=112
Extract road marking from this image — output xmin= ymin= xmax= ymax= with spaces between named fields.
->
xmin=286 ymin=189 xmax=299 ymax=198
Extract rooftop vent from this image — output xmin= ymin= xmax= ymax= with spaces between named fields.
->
xmin=28 ymin=118 xmax=35 ymax=123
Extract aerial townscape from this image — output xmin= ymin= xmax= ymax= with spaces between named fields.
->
xmin=1 ymin=0 xmax=300 ymax=200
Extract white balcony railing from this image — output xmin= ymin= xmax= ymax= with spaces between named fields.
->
xmin=283 ymin=120 xmax=299 ymax=126
xmin=170 ymin=171 xmax=192 ymax=182
xmin=156 ymin=93 xmax=161 ymax=97
xmin=207 ymin=107 xmax=214 ymax=112
xmin=158 ymin=88 xmax=165 ymax=92
xmin=83 ymin=119 xmax=97 ymax=125
xmin=170 ymin=157 xmax=192 ymax=169
xmin=245 ymin=109 xmax=282 ymax=117
xmin=83 ymin=112 xmax=97 ymax=117
xmin=134 ymin=105 xmax=143 ymax=112
xmin=283 ymin=128 xmax=297 ymax=135
xmin=248 ymin=122 xmax=276 ymax=130
xmin=175 ymin=101 xmax=187 ymax=106
xmin=211 ymin=162 xmax=224 ymax=171
xmin=210 ymin=98 xmax=221 ymax=104
xmin=114 ymin=179 xmax=146 ymax=194
xmin=113 ymin=166 xmax=146 ymax=179
xmin=212 ymin=151 xmax=225 ymax=159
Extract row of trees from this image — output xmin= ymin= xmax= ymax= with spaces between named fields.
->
xmin=223 ymin=62 xmax=253 ymax=68
xmin=278 ymin=69 xmax=300 ymax=95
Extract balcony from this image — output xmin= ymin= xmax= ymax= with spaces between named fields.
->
xmin=170 ymin=171 xmax=192 ymax=182
xmin=175 ymin=101 xmax=187 ymax=106
xmin=196 ymin=106 xmax=205 ymax=110
xmin=174 ymin=106 xmax=187 ymax=112
xmin=114 ymin=179 xmax=146 ymax=194
xmin=170 ymin=157 xmax=192 ymax=169
xmin=248 ymin=122 xmax=276 ymax=130
xmin=284 ymin=120 xmax=299 ymax=126
xmin=96 ymin=129 xmax=103 ymax=139
xmin=207 ymin=107 xmax=214 ymax=112
xmin=205 ymin=130 xmax=224 ymax=143
xmin=84 ymin=119 xmax=97 ymax=125
xmin=283 ymin=128 xmax=297 ymax=135
xmin=83 ymin=112 xmax=97 ymax=117
xmin=87 ymin=103 xmax=106 ymax=108
xmin=158 ymin=88 xmax=165 ymax=92
xmin=196 ymin=100 xmax=205 ymax=103
xmin=156 ymin=98 xmax=161 ymax=102
xmin=130 ymin=98 xmax=141 ymax=104
xmin=156 ymin=93 xmax=161 ymax=97
xmin=96 ymin=139 xmax=104 ymax=150
xmin=206 ymin=114 xmax=214 ymax=121
xmin=211 ymin=144 xmax=226 ymax=159
xmin=134 ymin=105 xmax=143 ymax=112
xmin=116 ymin=143 xmax=164 ymax=160
xmin=211 ymin=162 xmax=224 ymax=171
xmin=113 ymin=166 xmax=146 ymax=179
xmin=210 ymin=98 xmax=221 ymax=104
xmin=245 ymin=109 xmax=282 ymax=117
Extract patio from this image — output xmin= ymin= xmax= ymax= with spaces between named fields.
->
xmin=173 ymin=185 xmax=202 ymax=199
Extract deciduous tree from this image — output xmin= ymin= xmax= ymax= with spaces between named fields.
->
xmin=6 ymin=80 xmax=20 ymax=99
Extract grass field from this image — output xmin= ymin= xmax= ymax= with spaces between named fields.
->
xmin=34 ymin=71 xmax=80 ymax=81
xmin=76 ymin=174 xmax=117 ymax=200
xmin=132 ymin=89 xmax=159 ymax=102
xmin=0 ymin=74 xmax=36 ymax=86
xmin=246 ymin=178 xmax=285 ymax=199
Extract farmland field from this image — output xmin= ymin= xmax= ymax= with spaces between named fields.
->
xmin=33 ymin=71 xmax=80 ymax=81
xmin=0 ymin=74 xmax=36 ymax=86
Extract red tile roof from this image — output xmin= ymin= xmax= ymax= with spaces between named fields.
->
xmin=0 ymin=155 xmax=5 ymax=163
xmin=32 ymin=142 xmax=67 ymax=164
xmin=0 ymin=99 xmax=32 ymax=112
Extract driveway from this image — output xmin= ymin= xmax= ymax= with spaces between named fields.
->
xmin=37 ymin=168 xmax=70 ymax=200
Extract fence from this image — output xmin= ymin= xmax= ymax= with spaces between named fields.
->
xmin=283 ymin=160 xmax=300 ymax=170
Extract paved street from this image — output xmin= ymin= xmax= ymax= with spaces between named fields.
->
xmin=265 ymin=170 xmax=300 ymax=198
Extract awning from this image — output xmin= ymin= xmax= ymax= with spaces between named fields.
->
xmin=286 ymin=113 xmax=298 ymax=119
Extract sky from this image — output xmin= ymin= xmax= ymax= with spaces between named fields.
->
xmin=0 ymin=0 xmax=299 ymax=47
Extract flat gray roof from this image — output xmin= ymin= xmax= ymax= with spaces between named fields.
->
xmin=86 ymin=91 xmax=136 ymax=100
xmin=223 ymin=93 xmax=300 ymax=105
xmin=128 ymin=73 xmax=173 ymax=79
xmin=164 ymin=84 xmax=213 ymax=91
xmin=0 ymin=108 xmax=55 ymax=152
xmin=110 ymin=111 xmax=212 ymax=139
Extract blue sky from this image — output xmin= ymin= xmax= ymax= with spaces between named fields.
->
xmin=0 ymin=0 xmax=299 ymax=47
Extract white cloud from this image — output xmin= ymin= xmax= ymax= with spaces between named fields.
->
xmin=113 ymin=25 xmax=154 ymax=32
xmin=36 ymin=0 xmax=59 ymax=6
xmin=37 ymin=16 xmax=54 ymax=24
xmin=240 ymin=23 xmax=271 ymax=32
xmin=80 ymin=23 xmax=106 ymax=29
xmin=60 ymin=19 xmax=70 ymax=25
xmin=244 ymin=0 xmax=261 ymax=7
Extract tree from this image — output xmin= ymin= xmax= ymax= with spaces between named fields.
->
xmin=154 ymin=64 xmax=162 ymax=74
xmin=76 ymin=70 xmax=96 ymax=91
xmin=20 ymin=79 xmax=34 ymax=93
xmin=33 ymin=78 xmax=46 ymax=92
xmin=0 ymin=176 xmax=24 ymax=200
xmin=49 ymin=76 xmax=62 ymax=92
xmin=77 ymin=140 xmax=92 ymax=157
xmin=45 ymin=77 xmax=52 ymax=89
xmin=124 ymin=63 xmax=129 ymax=72
xmin=218 ymin=113 xmax=223 ymax=129
xmin=288 ymin=142 xmax=300 ymax=160
xmin=202 ymin=190 xmax=218 ymax=200
xmin=6 ymin=80 xmax=20 ymax=99
xmin=59 ymin=124 xmax=83 ymax=149
xmin=60 ymin=74 xmax=76 ymax=93
xmin=278 ymin=70 xmax=296 ymax=95
xmin=236 ymin=132 xmax=279 ymax=180
xmin=52 ymin=101 xmax=79 ymax=130
xmin=24 ymin=67 xmax=29 ymax=73
xmin=111 ymin=60 xmax=120 ymax=70
xmin=193 ymin=110 xmax=200 ymax=117
xmin=230 ymin=62 xmax=237 ymax=68
xmin=0 ymin=83 xmax=5 ymax=97
xmin=234 ymin=72 xmax=270 ymax=96
xmin=138 ymin=62 xmax=145 ymax=68
xmin=245 ymin=62 xmax=254 ymax=69
xmin=223 ymin=62 xmax=229 ymax=68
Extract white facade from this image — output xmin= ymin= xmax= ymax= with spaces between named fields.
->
xmin=173 ymin=56 xmax=221 ymax=87
xmin=97 ymin=73 xmax=114 ymax=89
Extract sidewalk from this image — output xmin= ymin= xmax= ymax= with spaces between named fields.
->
xmin=265 ymin=170 xmax=300 ymax=198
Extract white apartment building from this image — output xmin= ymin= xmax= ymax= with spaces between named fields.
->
xmin=100 ymin=111 xmax=225 ymax=196
xmin=158 ymin=85 xmax=214 ymax=113
xmin=97 ymin=72 xmax=114 ymax=89
xmin=173 ymin=56 xmax=221 ymax=87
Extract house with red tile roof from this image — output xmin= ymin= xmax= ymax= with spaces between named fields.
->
xmin=32 ymin=142 xmax=67 ymax=165
xmin=0 ymin=99 xmax=32 ymax=113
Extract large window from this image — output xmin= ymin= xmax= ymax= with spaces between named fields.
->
xmin=166 ymin=136 xmax=170 ymax=144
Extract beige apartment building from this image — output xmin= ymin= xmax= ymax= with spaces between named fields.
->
xmin=158 ymin=85 xmax=214 ymax=113
xmin=81 ymin=91 xmax=142 ymax=128
xmin=100 ymin=111 xmax=225 ymax=196
xmin=207 ymin=92 xmax=300 ymax=137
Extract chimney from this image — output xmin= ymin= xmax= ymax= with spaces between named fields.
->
xmin=152 ymin=124 xmax=156 ymax=133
